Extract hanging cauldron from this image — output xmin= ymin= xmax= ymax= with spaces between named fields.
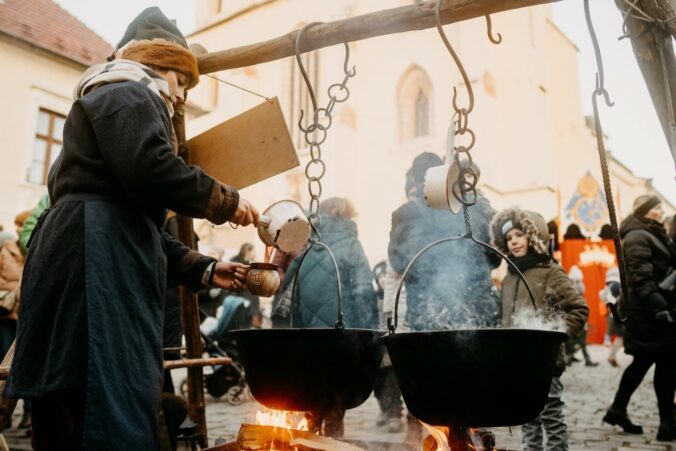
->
xmin=231 ymin=241 xmax=384 ymax=412
xmin=383 ymin=235 xmax=568 ymax=427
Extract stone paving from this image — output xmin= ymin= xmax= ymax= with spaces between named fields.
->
xmin=2 ymin=345 xmax=674 ymax=450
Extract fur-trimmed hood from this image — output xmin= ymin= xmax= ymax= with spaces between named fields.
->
xmin=490 ymin=208 xmax=549 ymax=255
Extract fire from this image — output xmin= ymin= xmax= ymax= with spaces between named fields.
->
xmin=255 ymin=409 xmax=309 ymax=431
xmin=421 ymin=422 xmax=484 ymax=451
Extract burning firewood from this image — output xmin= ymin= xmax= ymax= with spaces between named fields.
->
xmin=236 ymin=424 xmax=364 ymax=451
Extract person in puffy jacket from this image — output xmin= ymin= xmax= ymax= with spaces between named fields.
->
xmin=603 ymin=195 xmax=676 ymax=442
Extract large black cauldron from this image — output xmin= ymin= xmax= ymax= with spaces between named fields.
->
xmin=231 ymin=327 xmax=383 ymax=411
xmin=383 ymin=328 xmax=567 ymax=427
xmin=231 ymin=241 xmax=384 ymax=412
xmin=384 ymin=235 xmax=567 ymax=427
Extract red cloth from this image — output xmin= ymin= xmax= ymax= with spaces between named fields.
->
xmin=560 ymin=240 xmax=617 ymax=344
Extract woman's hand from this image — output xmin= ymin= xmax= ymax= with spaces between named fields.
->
xmin=211 ymin=262 xmax=249 ymax=291
xmin=230 ymin=198 xmax=260 ymax=227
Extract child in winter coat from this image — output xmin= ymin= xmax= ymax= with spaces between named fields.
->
xmin=491 ymin=209 xmax=589 ymax=451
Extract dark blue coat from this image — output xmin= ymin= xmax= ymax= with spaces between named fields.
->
xmin=284 ymin=218 xmax=378 ymax=329
xmin=388 ymin=196 xmax=499 ymax=330
xmin=5 ymin=81 xmax=237 ymax=449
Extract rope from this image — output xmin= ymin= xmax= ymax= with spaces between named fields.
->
xmin=204 ymin=74 xmax=272 ymax=102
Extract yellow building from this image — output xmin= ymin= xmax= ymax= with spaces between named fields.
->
xmin=0 ymin=0 xmax=111 ymax=230
xmin=186 ymin=0 xmax=674 ymax=262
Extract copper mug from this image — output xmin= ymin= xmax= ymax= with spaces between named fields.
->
xmin=246 ymin=263 xmax=281 ymax=297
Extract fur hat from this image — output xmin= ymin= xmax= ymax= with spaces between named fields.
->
xmin=632 ymin=194 xmax=661 ymax=217
xmin=490 ymin=208 xmax=550 ymax=255
xmin=115 ymin=7 xmax=199 ymax=89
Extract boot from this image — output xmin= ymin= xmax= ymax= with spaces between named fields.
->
xmin=585 ymin=359 xmax=599 ymax=367
xmin=602 ymin=408 xmax=643 ymax=434
xmin=656 ymin=422 xmax=674 ymax=442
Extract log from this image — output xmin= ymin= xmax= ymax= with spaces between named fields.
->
xmin=163 ymin=356 xmax=232 ymax=370
xmin=173 ymin=105 xmax=209 ymax=447
xmin=196 ymin=0 xmax=561 ymax=73
xmin=237 ymin=424 xmax=364 ymax=451
xmin=0 ymin=342 xmax=16 ymax=430
xmin=615 ymin=0 xmax=676 ymax=166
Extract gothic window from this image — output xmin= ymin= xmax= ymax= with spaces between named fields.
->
xmin=397 ymin=65 xmax=433 ymax=142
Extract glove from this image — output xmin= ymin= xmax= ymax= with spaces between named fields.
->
xmin=655 ymin=310 xmax=675 ymax=324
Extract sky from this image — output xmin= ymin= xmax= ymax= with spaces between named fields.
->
xmin=54 ymin=0 xmax=675 ymax=204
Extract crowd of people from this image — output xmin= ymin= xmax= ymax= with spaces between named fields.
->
xmin=0 ymin=6 xmax=673 ymax=451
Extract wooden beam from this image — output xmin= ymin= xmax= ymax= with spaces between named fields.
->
xmin=196 ymin=0 xmax=560 ymax=73
xmin=163 ymin=357 xmax=232 ymax=370
xmin=616 ymin=0 xmax=676 ymax=166
xmin=173 ymin=106 xmax=209 ymax=448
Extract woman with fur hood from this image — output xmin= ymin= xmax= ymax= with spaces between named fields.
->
xmin=491 ymin=208 xmax=588 ymax=451
xmin=4 ymin=8 xmax=259 ymax=450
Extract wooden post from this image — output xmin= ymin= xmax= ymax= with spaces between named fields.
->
xmin=195 ymin=0 xmax=561 ymax=73
xmin=172 ymin=104 xmax=209 ymax=448
xmin=0 ymin=342 xmax=16 ymax=431
xmin=615 ymin=0 xmax=676 ymax=166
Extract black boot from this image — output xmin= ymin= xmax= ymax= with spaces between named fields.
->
xmin=656 ymin=422 xmax=674 ymax=442
xmin=602 ymin=408 xmax=643 ymax=434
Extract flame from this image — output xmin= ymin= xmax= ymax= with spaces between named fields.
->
xmin=255 ymin=409 xmax=309 ymax=431
xmin=420 ymin=422 xmax=483 ymax=450
xmin=421 ymin=423 xmax=451 ymax=451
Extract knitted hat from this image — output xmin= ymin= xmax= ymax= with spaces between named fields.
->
xmin=115 ymin=7 xmax=199 ymax=89
xmin=490 ymin=208 xmax=550 ymax=255
xmin=409 ymin=152 xmax=443 ymax=184
xmin=605 ymin=267 xmax=620 ymax=284
xmin=632 ymin=194 xmax=661 ymax=217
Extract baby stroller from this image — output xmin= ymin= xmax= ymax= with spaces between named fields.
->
xmin=179 ymin=293 xmax=254 ymax=405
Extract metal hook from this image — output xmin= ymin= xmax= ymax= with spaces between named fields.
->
xmin=435 ymin=0 xmax=474 ymax=114
xmin=485 ymin=15 xmax=502 ymax=44
xmin=342 ymin=42 xmax=357 ymax=77
xmin=295 ymin=22 xmax=323 ymax=114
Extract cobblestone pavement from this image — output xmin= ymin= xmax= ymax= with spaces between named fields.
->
xmin=3 ymin=345 xmax=674 ymax=450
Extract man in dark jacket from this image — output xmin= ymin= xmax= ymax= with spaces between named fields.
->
xmin=5 ymin=8 xmax=259 ymax=450
xmin=388 ymin=152 xmax=499 ymax=331
xmin=603 ymin=195 xmax=676 ymax=442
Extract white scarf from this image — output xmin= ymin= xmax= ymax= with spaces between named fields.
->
xmin=73 ymin=59 xmax=174 ymax=116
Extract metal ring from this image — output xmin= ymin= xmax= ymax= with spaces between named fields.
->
xmin=314 ymin=108 xmax=333 ymax=130
xmin=328 ymin=83 xmax=350 ymax=103
xmin=453 ymin=129 xmax=476 ymax=153
xmin=304 ymin=125 xmax=328 ymax=147
xmin=305 ymin=159 xmax=326 ymax=180
xmin=307 ymin=180 xmax=324 ymax=199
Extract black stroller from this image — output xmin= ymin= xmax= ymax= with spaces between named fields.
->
xmin=179 ymin=291 xmax=255 ymax=405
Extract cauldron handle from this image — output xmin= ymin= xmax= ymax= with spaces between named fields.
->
xmin=290 ymin=240 xmax=345 ymax=329
xmin=387 ymin=234 xmax=538 ymax=334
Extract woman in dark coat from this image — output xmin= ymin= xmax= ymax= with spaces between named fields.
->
xmin=4 ymin=8 xmax=259 ymax=450
xmin=603 ymin=195 xmax=676 ymax=442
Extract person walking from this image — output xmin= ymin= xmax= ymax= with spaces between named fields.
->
xmin=600 ymin=267 xmax=624 ymax=367
xmin=284 ymin=197 xmax=378 ymax=438
xmin=603 ymin=195 xmax=676 ymax=442
xmin=4 ymin=8 xmax=259 ymax=450
xmin=491 ymin=208 xmax=589 ymax=451
xmin=564 ymin=266 xmax=598 ymax=367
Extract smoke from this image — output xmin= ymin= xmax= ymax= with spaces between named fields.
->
xmin=510 ymin=307 xmax=566 ymax=332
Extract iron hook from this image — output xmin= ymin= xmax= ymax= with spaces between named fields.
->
xmin=435 ymin=0 xmax=474 ymax=114
xmin=342 ymin=42 xmax=356 ymax=77
xmin=485 ymin=15 xmax=502 ymax=44
xmin=295 ymin=21 xmax=323 ymax=114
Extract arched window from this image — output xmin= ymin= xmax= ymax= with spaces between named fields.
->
xmin=414 ymin=88 xmax=429 ymax=137
xmin=396 ymin=65 xmax=434 ymax=142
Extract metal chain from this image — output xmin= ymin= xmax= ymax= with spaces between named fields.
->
xmin=435 ymin=0 xmax=487 ymax=234
xmin=295 ymin=23 xmax=356 ymax=229
xmin=584 ymin=0 xmax=628 ymax=324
